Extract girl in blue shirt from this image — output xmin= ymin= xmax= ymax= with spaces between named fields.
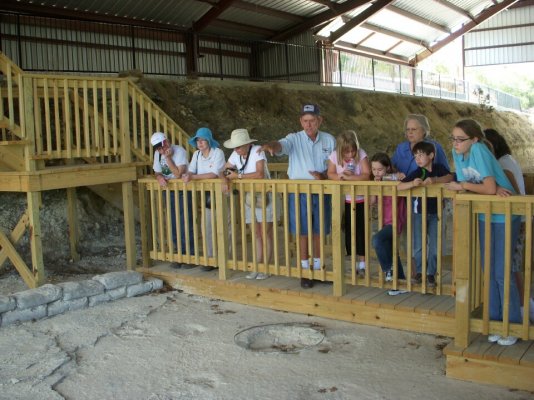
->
xmin=445 ymin=119 xmax=521 ymax=346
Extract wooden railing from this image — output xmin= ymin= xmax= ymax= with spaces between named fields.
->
xmin=139 ymin=177 xmax=534 ymax=345
xmin=0 ymin=51 xmax=194 ymax=170
xmin=138 ymin=178 xmax=456 ymax=294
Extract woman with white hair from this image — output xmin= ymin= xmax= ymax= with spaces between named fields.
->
xmin=223 ymin=128 xmax=274 ymax=280
xmin=392 ymin=114 xmax=449 ymax=177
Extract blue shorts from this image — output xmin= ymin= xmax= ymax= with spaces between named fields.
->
xmin=288 ymin=193 xmax=332 ymax=235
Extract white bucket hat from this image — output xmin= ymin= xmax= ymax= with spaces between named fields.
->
xmin=223 ymin=129 xmax=257 ymax=149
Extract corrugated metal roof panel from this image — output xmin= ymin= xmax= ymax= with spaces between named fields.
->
xmin=220 ymin=8 xmax=293 ymax=31
xmin=393 ymin=0 xmax=466 ymax=29
xmin=242 ymin=0 xmax=326 ymax=17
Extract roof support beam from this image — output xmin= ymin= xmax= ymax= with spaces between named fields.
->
xmin=329 ymin=0 xmax=395 ymax=43
xmin=410 ymin=0 xmax=520 ymax=66
xmin=232 ymin=1 xmax=304 ymax=22
xmin=336 ymin=40 xmax=410 ymax=65
xmin=270 ymin=0 xmax=371 ymax=42
xmin=432 ymin=0 xmax=474 ymax=20
xmin=210 ymin=19 xmax=276 ymax=36
xmin=193 ymin=0 xmax=236 ymax=32
xmin=361 ymin=22 xmax=428 ymax=48
xmin=387 ymin=5 xmax=450 ymax=33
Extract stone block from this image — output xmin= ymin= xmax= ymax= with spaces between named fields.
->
xmin=126 ymin=281 xmax=153 ymax=298
xmin=149 ymin=278 xmax=164 ymax=291
xmin=2 ymin=305 xmax=47 ymax=326
xmin=92 ymin=271 xmax=143 ymax=290
xmin=0 ymin=295 xmax=16 ymax=313
xmin=88 ymin=292 xmax=111 ymax=307
xmin=58 ymin=280 xmax=104 ymax=301
xmin=48 ymin=297 xmax=89 ymax=317
xmin=13 ymin=284 xmax=62 ymax=309
xmin=107 ymin=286 xmax=126 ymax=300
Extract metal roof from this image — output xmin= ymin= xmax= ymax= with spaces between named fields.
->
xmin=1 ymin=0 xmax=529 ymax=66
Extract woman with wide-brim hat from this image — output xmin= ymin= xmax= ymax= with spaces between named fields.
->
xmin=223 ymin=128 xmax=274 ymax=280
xmin=183 ymin=127 xmax=225 ymax=270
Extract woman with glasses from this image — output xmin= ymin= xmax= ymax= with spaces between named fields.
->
xmin=392 ymin=114 xmax=449 ymax=177
xmin=445 ymin=119 xmax=521 ymax=346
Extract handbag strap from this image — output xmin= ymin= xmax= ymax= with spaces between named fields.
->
xmin=237 ymin=145 xmax=253 ymax=173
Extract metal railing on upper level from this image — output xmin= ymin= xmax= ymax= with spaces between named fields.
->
xmin=0 ymin=11 xmax=522 ymax=111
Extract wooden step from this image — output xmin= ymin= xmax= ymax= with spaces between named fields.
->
xmin=88 ymin=182 xmax=140 ymax=221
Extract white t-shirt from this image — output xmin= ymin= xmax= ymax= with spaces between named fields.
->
xmin=188 ymin=148 xmax=225 ymax=175
xmin=152 ymin=144 xmax=188 ymax=179
xmin=499 ymin=154 xmax=525 ymax=195
xmin=227 ymin=144 xmax=270 ymax=178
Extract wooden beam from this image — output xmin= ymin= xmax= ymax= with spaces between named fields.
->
xmin=410 ymin=0 xmax=520 ymax=66
xmin=66 ymin=187 xmax=80 ymax=262
xmin=0 ymin=212 xmax=29 ymax=268
xmin=387 ymin=5 xmax=450 ymax=33
xmin=330 ymin=0 xmax=395 ymax=43
xmin=270 ymin=0 xmax=371 ymax=42
xmin=123 ymin=182 xmax=136 ymax=270
xmin=193 ymin=0 xmax=236 ymax=32
xmin=27 ymin=191 xmax=45 ymax=287
xmin=0 ymin=230 xmax=37 ymax=288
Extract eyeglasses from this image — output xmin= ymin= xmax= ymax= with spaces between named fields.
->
xmin=449 ymin=136 xmax=471 ymax=143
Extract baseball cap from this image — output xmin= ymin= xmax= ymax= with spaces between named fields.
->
xmin=150 ymin=132 xmax=167 ymax=149
xmin=301 ymin=103 xmax=320 ymax=116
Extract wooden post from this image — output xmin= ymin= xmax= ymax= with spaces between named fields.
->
xmin=138 ymin=180 xmax=151 ymax=268
xmin=332 ymin=184 xmax=345 ymax=296
xmin=27 ymin=191 xmax=44 ymax=287
xmin=66 ymin=187 xmax=80 ymax=261
xmin=453 ymin=198 xmax=472 ymax=348
xmin=122 ymin=182 xmax=136 ymax=270
xmin=216 ymin=183 xmax=229 ymax=281
xmin=119 ymin=80 xmax=136 ymax=269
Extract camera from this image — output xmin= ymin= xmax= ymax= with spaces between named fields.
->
xmin=224 ymin=167 xmax=237 ymax=176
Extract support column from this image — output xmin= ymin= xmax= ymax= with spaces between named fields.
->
xmin=66 ymin=188 xmax=80 ymax=262
xmin=332 ymin=184 xmax=345 ymax=296
xmin=122 ymin=182 xmax=136 ymax=270
xmin=27 ymin=191 xmax=44 ymax=287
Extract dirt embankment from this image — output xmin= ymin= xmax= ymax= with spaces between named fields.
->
xmin=138 ymin=79 xmax=534 ymax=170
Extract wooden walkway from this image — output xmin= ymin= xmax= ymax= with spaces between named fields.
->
xmin=140 ymin=263 xmax=456 ymax=337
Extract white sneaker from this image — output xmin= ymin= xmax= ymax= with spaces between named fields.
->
xmin=497 ymin=336 xmax=518 ymax=346
xmin=358 ymin=261 xmax=366 ymax=271
xmin=255 ymin=273 xmax=269 ymax=280
xmin=385 ymin=270 xmax=393 ymax=282
xmin=246 ymin=272 xmax=259 ymax=280
xmin=388 ymin=289 xmax=408 ymax=296
xmin=488 ymin=334 xmax=501 ymax=343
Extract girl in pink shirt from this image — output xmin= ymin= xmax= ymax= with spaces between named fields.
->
xmin=327 ymin=130 xmax=371 ymax=273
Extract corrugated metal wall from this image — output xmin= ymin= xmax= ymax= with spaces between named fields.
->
xmin=464 ymin=5 xmax=534 ymax=66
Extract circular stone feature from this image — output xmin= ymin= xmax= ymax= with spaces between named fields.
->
xmin=234 ymin=323 xmax=325 ymax=353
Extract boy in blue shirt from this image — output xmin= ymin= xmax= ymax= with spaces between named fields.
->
xmin=397 ymin=141 xmax=453 ymax=287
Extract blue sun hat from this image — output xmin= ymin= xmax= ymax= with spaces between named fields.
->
xmin=188 ymin=127 xmax=220 ymax=149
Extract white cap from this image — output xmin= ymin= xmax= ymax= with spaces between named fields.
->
xmin=150 ymin=132 xmax=166 ymax=147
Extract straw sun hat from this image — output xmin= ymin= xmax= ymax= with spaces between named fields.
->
xmin=223 ymin=129 xmax=257 ymax=149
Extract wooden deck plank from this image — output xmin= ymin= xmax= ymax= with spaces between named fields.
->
xmin=395 ymin=293 xmax=435 ymax=312
xmin=498 ymin=339 xmax=533 ymax=365
xmin=365 ymin=290 xmax=406 ymax=309
xmin=463 ymin=334 xmax=494 ymax=360
xmin=429 ymin=296 xmax=455 ymax=316
xmin=483 ymin=342 xmax=506 ymax=362
xmin=519 ymin=341 xmax=534 ymax=367
xmin=414 ymin=293 xmax=450 ymax=314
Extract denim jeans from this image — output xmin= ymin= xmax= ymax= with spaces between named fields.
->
xmin=169 ymin=190 xmax=195 ymax=255
xmin=288 ymin=193 xmax=332 ymax=235
xmin=372 ymin=224 xmax=405 ymax=280
xmin=413 ymin=213 xmax=438 ymax=276
xmin=479 ymin=218 xmax=521 ymax=323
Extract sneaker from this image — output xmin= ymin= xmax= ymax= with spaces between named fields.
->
xmin=497 ymin=336 xmax=518 ymax=346
xmin=412 ymin=273 xmax=422 ymax=284
xmin=358 ymin=261 xmax=366 ymax=271
xmin=300 ymin=278 xmax=314 ymax=289
xmin=255 ymin=273 xmax=269 ymax=280
xmin=488 ymin=334 xmax=501 ymax=343
xmin=246 ymin=272 xmax=259 ymax=280
xmin=385 ymin=270 xmax=393 ymax=282
xmin=388 ymin=289 xmax=408 ymax=296
xmin=427 ymin=275 xmax=436 ymax=288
